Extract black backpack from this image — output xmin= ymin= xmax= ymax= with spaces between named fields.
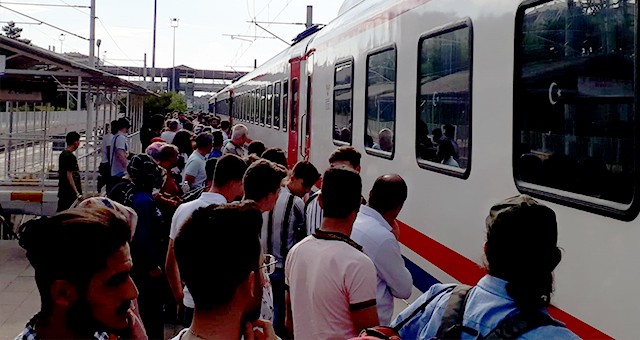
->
xmin=430 ymin=285 xmax=564 ymax=340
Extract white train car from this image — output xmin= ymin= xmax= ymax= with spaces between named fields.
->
xmin=215 ymin=0 xmax=637 ymax=337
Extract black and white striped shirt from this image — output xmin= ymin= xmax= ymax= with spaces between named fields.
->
xmin=261 ymin=187 xmax=306 ymax=269
xmin=305 ymin=190 xmax=323 ymax=235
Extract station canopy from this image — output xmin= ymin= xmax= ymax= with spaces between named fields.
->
xmin=0 ymin=35 xmax=149 ymax=102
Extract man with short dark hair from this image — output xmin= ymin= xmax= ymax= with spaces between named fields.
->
xmin=184 ymin=132 xmax=213 ymax=190
xmin=261 ymin=160 xmax=319 ymax=335
xmin=285 ymin=167 xmax=379 ymax=339
xmin=110 ymin=117 xmax=131 ymax=193
xmin=288 ymin=161 xmax=321 ymax=198
xmin=351 ymin=174 xmax=412 ymax=325
xmin=261 ymin=148 xmax=288 ymax=168
xmin=247 ymin=140 xmax=266 ymax=157
xmin=305 ymin=146 xmax=362 ymax=233
xmin=243 ymin=159 xmax=288 ymax=323
xmin=17 ymin=207 xmax=142 ymax=339
xmin=173 ymin=202 xmax=277 ymax=340
xmin=207 ymin=130 xmax=224 ymax=159
xmin=166 ymin=154 xmax=248 ymax=326
xmin=57 ymin=131 xmax=82 ymax=212
xmin=99 ymin=120 xmax=119 ymax=192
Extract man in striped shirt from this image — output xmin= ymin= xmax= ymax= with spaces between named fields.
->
xmin=261 ymin=160 xmax=320 ymax=335
xmin=305 ymin=146 xmax=362 ymax=234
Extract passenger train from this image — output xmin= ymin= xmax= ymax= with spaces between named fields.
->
xmin=212 ymin=0 xmax=636 ymax=337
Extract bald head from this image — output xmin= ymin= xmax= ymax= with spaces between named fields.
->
xmin=368 ymin=174 xmax=407 ymax=214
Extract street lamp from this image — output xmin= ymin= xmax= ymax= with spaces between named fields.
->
xmin=59 ymin=33 xmax=65 ymax=53
xmin=96 ymin=39 xmax=102 ymax=67
xmin=171 ymin=18 xmax=179 ymax=92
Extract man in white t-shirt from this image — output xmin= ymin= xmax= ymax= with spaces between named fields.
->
xmin=161 ymin=119 xmax=179 ymax=144
xmin=165 ymin=154 xmax=247 ymax=327
xmin=285 ymin=167 xmax=379 ymax=339
xmin=98 ymin=120 xmax=118 ymax=192
xmin=172 ymin=201 xmax=277 ymax=340
xmin=351 ymin=174 xmax=412 ymax=325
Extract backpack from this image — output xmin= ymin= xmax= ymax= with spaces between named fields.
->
xmin=107 ymin=180 xmax=137 ymax=207
xmin=356 ymin=284 xmax=564 ymax=340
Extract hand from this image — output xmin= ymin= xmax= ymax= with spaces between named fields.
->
xmin=391 ymin=219 xmax=400 ymax=241
xmin=126 ymin=301 xmax=147 ymax=340
xmin=149 ymin=266 xmax=163 ymax=278
xmin=243 ymin=320 xmax=277 ymax=340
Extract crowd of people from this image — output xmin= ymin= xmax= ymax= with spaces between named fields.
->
xmin=34 ymin=112 xmax=578 ymax=339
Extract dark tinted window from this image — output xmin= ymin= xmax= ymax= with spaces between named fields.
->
xmin=417 ymin=23 xmax=472 ymax=176
xmin=267 ymin=85 xmax=273 ymax=127
xmin=260 ymin=87 xmax=266 ymax=125
xmin=283 ymin=80 xmax=289 ymax=132
xmin=253 ymin=89 xmax=259 ymax=124
xmin=334 ymin=60 xmax=353 ymax=145
xmin=291 ymin=78 xmax=299 ymax=131
xmin=366 ymin=47 xmax=396 ymax=158
xmin=274 ymin=82 xmax=281 ymax=129
xmin=516 ymin=0 xmax=636 ymax=209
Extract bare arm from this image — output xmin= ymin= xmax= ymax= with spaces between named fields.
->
xmin=165 ymin=239 xmax=184 ymax=305
xmin=351 ymin=306 xmax=380 ymax=335
xmin=285 ymin=290 xmax=294 ymax=338
xmin=66 ymin=171 xmax=80 ymax=196
xmin=116 ymin=149 xmax=128 ymax=169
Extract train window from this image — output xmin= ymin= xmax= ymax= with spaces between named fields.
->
xmin=260 ymin=87 xmax=266 ymax=125
xmin=267 ymin=84 xmax=273 ymax=127
xmin=274 ymin=82 xmax=281 ymax=129
xmin=291 ymin=78 xmax=299 ymax=131
xmin=253 ymin=89 xmax=259 ymax=124
xmin=333 ymin=59 xmax=353 ymax=145
xmin=515 ymin=0 xmax=637 ymax=218
xmin=365 ymin=47 xmax=397 ymax=159
xmin=283 ymin=80 xmax=289 ymax=132
xmin=416 ymin=21 xmax=472 ymax=178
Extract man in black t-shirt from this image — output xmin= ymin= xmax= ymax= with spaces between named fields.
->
xmin=57 ymin=131 xmax=82 ymax=212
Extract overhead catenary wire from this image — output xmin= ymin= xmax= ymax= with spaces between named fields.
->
xmin=96 ymin=17 xmax=141 ymax=66
xmin=0 ymin=4 xmax=88 ymax=40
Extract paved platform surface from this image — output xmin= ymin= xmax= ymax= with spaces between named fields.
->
xmin=0 ymin=240 xmax=38 ymax=340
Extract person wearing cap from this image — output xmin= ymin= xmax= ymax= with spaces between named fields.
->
xmin=109 ymin=117 xmax=131 ymax=194
xmin=127 ymin=153 xmax=166 ymax=340
xmin=391 ymin=195 xmax=579 ymax=339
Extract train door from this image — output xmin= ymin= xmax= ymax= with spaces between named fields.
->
xmin=287 ymin=58 xmax=301 ymax=167
xmin=287 ymin=51 xmax=315 ymax=168
xmin=301 ymin=51 xmax=314 ymax=162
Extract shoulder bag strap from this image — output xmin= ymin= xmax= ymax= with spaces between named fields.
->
xmin=280 ymin=194 xmax=296 ymax=261
xmin=267 ymin=210 xmax=274 ymax=255
xmin=480 ymin=311 xmax=564 ymax=340
xmin=393 ymin=285 xmax=457 ymax=332
xmin=434 ymin=284 xmax=476 ymax=339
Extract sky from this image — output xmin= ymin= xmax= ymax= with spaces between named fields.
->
xmin=0 ymin=0 xmax=346 ymax=72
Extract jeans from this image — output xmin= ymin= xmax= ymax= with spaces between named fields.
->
xmin=270 ymin=268 xmax=286 ymax=337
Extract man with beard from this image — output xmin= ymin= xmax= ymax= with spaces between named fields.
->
xmin=173 ymin=201 xmax=277 ymax=340
xmin=16 ymin=206 xmax=143 ymax=339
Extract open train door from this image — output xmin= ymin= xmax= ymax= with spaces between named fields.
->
xmin=287 ymin=49 xmax=315 ymax=168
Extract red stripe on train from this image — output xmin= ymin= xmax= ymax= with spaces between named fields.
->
xmin=397 ymin=220 xmax=612 ymax=339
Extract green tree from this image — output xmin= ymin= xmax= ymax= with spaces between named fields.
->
xmin=143 ymin=91 xmax=187 ymax=122
xmin=2 ymin=21 xmax=30 ymax=44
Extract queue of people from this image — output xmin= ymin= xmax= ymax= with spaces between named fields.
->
xmin=43 ymin=113 xmax=578 ymax=340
